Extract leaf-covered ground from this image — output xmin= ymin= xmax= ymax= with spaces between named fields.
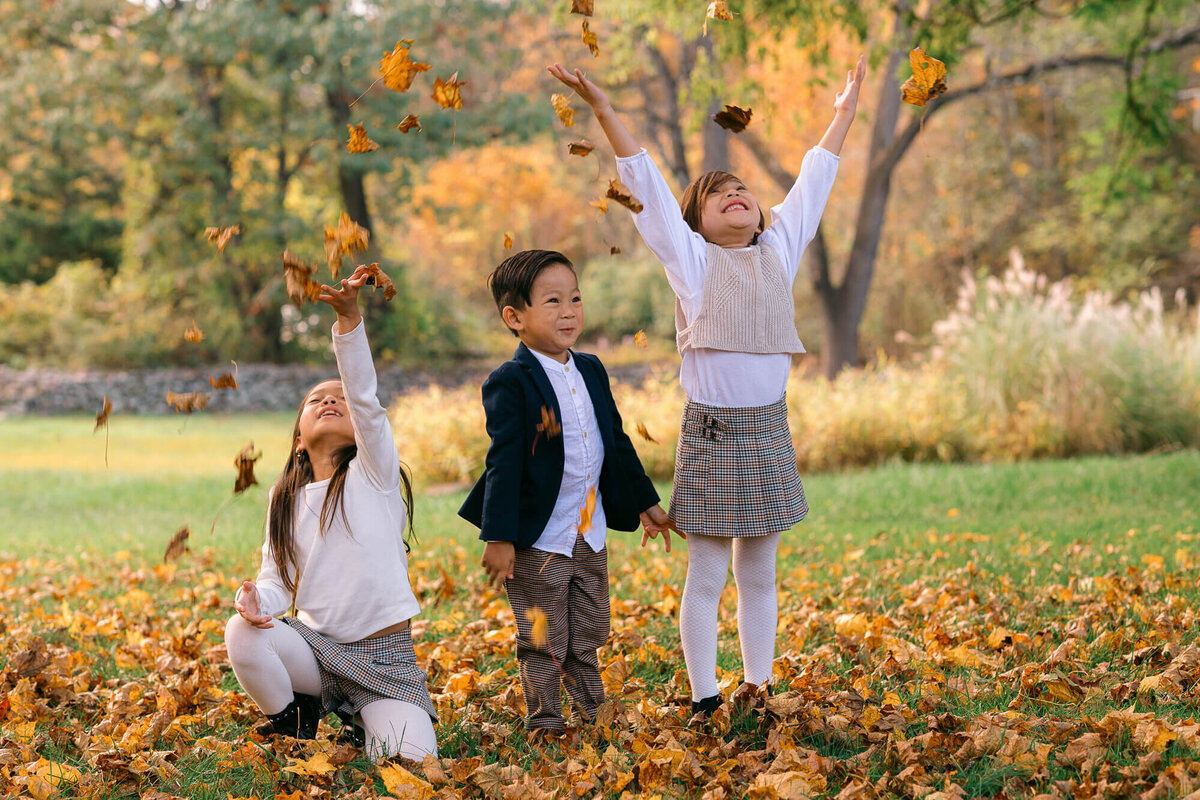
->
xmin=2 ymin=421 xmax=1199 ymax=798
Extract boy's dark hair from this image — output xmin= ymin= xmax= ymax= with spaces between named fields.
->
xmin=680 ymin=170 xmax=766 ymax=244
xmin=488 ymin=249 xmax=575 ymax=337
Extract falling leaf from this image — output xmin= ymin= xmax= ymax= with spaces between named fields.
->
xmin=208 ymin=362 xmax=239 ymax=391
xmin=610 ymin=245 xmax=621 ymax=255
xmin=577 ymin=486 xmax=597 ymax=535
xmin=634 ymin=329 xmax=648 ymax=348
xmin=94 ymin=395 xmax=112 ymax=433
xmin=901 ymin=47 xmax=948 ymax=107
xmin=163 ymin=526 xmax=190 ymax=563
xmin=551 ymin=93 xmax=575 ymax=127
xmin=203 ymin=225 xmax=240 ymax=253
xmin=165 ymin=391 xmax=210 ymax=414
xmin=703 ymin=0 xmax=735 ymax=35
xmin=504 ymin=232 xmax=514 ymax=251
xmin=397 ymin=113 xmax=422 ymax=133
xmin=581 ymin=20 xmax=599 ymax=57
xmin=539 ymin=405 xmax=561 ymax=438
xmin=431 ymin=72 xmax=465 ymax=111
xmin=567 ymin=139 xmax=594 ymax=156
xmin=233 ymin=443 xmax=261 ymax=495
xmin=360 ymin=263 xmax=398 ymax=301
xmin=379 ymin=40 xmax=431 ymax=93
xmin=636 ymin=422 xmax=658 ymax=443
xmin=590 ymin=198 xmax=609 ymax=214
xmin=571 ymin=0 xmax=593 ymax=15
xmin=525 ymin=607 xmax=549 ymax=648
xmin=324 ymin=213 xmax=371 ymax=278
xmin=183 ymin=320 xmax=203 ymax=343
xmin=606 ymin=179 xmax=643 ymax=213
xmin=712 ymin=104 xmax=752 ymax=133
xmin=282 ymin=249 xmax=322 ymax=306
xmin=346 ymin=122 xmax=379 ymax=154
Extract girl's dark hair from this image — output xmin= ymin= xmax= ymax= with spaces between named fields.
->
xmin=487 ymin=249 xmax=575 ymax=337
xmin=268 ymin=382 xmax=416 ymax=597
xmin=680 ymin=170 xmax=766 ymax=244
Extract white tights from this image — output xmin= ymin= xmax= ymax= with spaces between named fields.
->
xmin=679 ymin=532 xmax=780 ymax=701
xmin=224 ymin=616 xmax=437 ymax=761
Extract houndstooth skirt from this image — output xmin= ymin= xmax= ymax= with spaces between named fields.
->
xmin=282 ymin=618 xmax=437 ymax=723
xmin=669 ymin=397 xmax=808 ymax=538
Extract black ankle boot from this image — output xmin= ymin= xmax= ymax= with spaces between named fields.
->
xmin=264 ymin=693 xmax=322 ymax=739
xmin=335 ymin=710 xmax=366 ymax=747
xmin=690 ymin=694 xmax=723 ymax=717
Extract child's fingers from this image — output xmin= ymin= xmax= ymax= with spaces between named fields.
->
xmin=662 ymin=531 xmax=672 ymax=553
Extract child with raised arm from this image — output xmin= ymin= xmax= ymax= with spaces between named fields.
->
xmin=459 ymin=249 xmax=675 ymax=736
xmin=549 ymin=57 xmax=866 ymax=716
xmin=224 ymin=264 xmax=437 ymax=761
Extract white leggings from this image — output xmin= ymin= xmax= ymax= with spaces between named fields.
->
xmin=224 ymin=616 xmax=437 ymax=761
xmin=679 ymin=531 xmax=780 ymax=701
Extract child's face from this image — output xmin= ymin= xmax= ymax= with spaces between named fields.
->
xmin=296 ymin=379 xmax=355 ymax=456
xmin=503 ymin=262 xmax=583 ymax=364
xmin=698 ymin=178 xmax=761 ymax=247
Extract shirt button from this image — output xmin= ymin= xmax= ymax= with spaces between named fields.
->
xmin=571 ymin=388 xmax=576 ymax=394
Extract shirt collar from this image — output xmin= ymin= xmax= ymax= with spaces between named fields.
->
xmin=528 ymin=347 xmax=575 ymax=375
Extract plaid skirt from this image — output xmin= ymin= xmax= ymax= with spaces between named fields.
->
xmin=282 ymin=618 xmax=437 ymax=723
xmin=669 ymin=397 xmax=808 ymax=538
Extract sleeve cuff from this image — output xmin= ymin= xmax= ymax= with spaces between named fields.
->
xmin=331 ymin=318 xmax=366 ymax=340
xmin=811 ymin=145 xmax=841 ymax=162
xmin=615 ymin=147 xmax=651 ymax=164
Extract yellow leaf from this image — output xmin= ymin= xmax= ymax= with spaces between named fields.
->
xmin=577 ymin=485 xmax=597 ymax=535
xmin=946 ymin=507 xmax=959 ymax=518
xmin=183 ymin=319 xmax=203 ymax=343
xmin=283 ymin=752 xmax=336 ymax=777
xmin=379 ymin=40 xmax=431 ymax=93
xmin=525 ymin=606 xmax=549 ymax=648
xmin=379 ymin=763 xmax=433 ymax=799
xmin=581 ymin=19 xmax=599 ymax=57
xmin=834 ymin=612 xmax=869 ymax=638
xmin=431 ymin=72 xmax=465 ymax=111
xmin=633 ymin=329 xmax=648 ymax=348
xmin=551 ymin=93 xmax=575 ymax=127
xmin=901 ymin=47 xmax=948 ymax=107
xmin=346 ymin=122 xmax=379 ymax=154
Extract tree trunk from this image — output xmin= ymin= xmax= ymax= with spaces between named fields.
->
xmin=325 ymin=87 xmax=375 ymax=237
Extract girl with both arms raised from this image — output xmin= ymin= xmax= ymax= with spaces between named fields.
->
xmin=224 ymin=264 xmax=437 ymax=761
xmin=549 ymin=56 xmax=866 ymax=715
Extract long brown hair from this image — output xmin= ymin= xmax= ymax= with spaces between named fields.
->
xmin=680 ymin=170 xmax=766 ymax=245
xmin=268 ymin=382 xmax=416 ymax=597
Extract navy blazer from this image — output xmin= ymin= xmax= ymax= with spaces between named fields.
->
xmin=458 ymin=343 xmax=660 ymax=550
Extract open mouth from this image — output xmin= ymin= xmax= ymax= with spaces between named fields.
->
xmin=318 ymin=408 xmax=342 ymax=419
xmin=722 ymin=201 xmax=749 ymax=213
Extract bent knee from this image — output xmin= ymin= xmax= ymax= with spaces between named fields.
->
xmin=224 ymin=613 xmax=270 ymax=661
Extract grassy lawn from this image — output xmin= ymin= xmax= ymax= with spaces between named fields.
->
xmin=2 ymin=413 xmax=1200 ymax=798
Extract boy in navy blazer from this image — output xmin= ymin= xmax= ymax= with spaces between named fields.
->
xmin=460 ymin=249 xmax=677 ymax=734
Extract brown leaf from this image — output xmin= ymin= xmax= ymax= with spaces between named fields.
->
xmin=94 ymin=395 xmax=112 ymax=432
xmin=208 ymin=362 xmax=239 ymax=391
xmin=163 ymin=525 xmax=190 ymax=563
xmin=361 ymin=262 xmax=397 ymax=301
xmin=379 ymin=40 xmax=431 ymax=93
xmin=283 ymin=249 xmax=322 ymax=306
xmin=422 ymin=753 xmax=447 ymax=787
xmin=551 ymin=93 xmax=575 ymax=127
xmin=712 ymin=104 xmax=752 ymax=133
xmin=234 ymin=443 xmax=261 ymax=494
xmin=605 ymin=179 xmax=643 ymax=213
xmin=431 ymin=72 xmax=465 ymax=111
xmin=346 ymin=122 xmax=379 ymax=154
xmin=397 ymin=113 xmax=422 ymax=133
xmin=165 ymin=391 xmax=210 ymax=414
xmin=636 ymin=422 xmax=658 ymax=443
xmin=567 ymin=139 xmax=594 ymax=156
xmin=901 ymin=47 xmax=948 ymax=107
xmin=581 ymin=19 xmax=599 ymax=57
xmin=610 ymin=245 xmax=621 ymax=255
xmin=203 ymin=225 xmax=240 ymax=253
xmin=324 ymin=212 xmax=371 ymax=278
xmin=571 ymin=0 xmax=593 ymax=15
xmin=183 ymin=320 xmax=203 ymax=343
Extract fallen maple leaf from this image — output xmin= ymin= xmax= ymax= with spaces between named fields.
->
xmin=203 ymin=225 xmax=240 ymax=253
xmin=360 ymin=262 xmax=398 ymax=301
xmin=712 ymin=104 xmax=752 ymax=133
xmin=163 ymin=526 xmax=190 ymax=563
xmin=577 ymin=486 xmax=597 ymax=535
xmin=346 ymin=122 xmax=379 ymax=154
xmin=901 ymin=47 xmax=948 ymax=107
xmin=525 ymin=607 xmax=549 ymax=648
xmin=233 ymin=443 xmax=261 ymax=494
xmin=551 ymin=93 xmax=575 ymax=127
xmin=283 ymin=752 xmax=336 ymax=777
xmin=431 ymin=72 xmax=465 ymax=111
xmin=581 ymin=19 xmax=599 ymax=57
xmin=282 ymin=249 xmax=322 ymax=306
xmin=504 ymin=232 xmax=514 ymax=251
xmin=606 ymin=179 xmax=643 ymax=213
xmin=703 ymin=0 xmax=735 ymax=35
xmin=571 ymin=0 xmax=593 ymax=15
xmin=183 ymin=320 xmax=203 ymax=343
xmin=379 ymin=40 xmax=431 ymax=93
xmin=165 ymin=391 xmax=210 ymax=414
xmin=567 ymin=139 xmax=594 ymax=156
xmin=636 ymin=422 xmax=658 ymax=443
xmin=397 ymin=113 xmax=422 ymax=133
xmin=633 ymin=329 xmax=648 ymax=348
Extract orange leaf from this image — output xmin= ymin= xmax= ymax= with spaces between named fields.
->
xmin=183 ymin=320 xmax=203 ymax=343
xmin=551 ymin=93 xmax=575 ymax=127
xmin=605 ymin=179 xmax=643 ymax=213
xmin=203 ymin=224 xmax=240 ymax=252
xmin=282 ymin=248 xmax=322 ymax=306
xmin=379 ymin=40 xmax=431 ymax=93
xmin=504 ymin=232 xmax=514 ymax=251
xmin=209 ymin=362 xmax=239 ymax=391
xmin=703 ymin=1 xmax=735 ymax=35
xmin=165 ymin=391 xmax=210 ymax=414
xmin=234 ymin=443 xmax=261 ymax=494
xmin=525 ymin=606 xmax=549 ymax=648
xmin=540 ymin=405 xmax=561 ymax=437
xmin=94 ymin=395 xmax=112 ymax=433
xmin=571 ymin=0 xmax=594 ymax=15
xmin=163 ymin=525 xmax=190 ymax=563
xmin=636 ymin=422 xmax=657 ymax=443
xmin=577 ymin=486 xmax=597 ymax=536
xmin=567 ymin=139 xmax=594 ymax=156
xmin=346 ymin=122 xmax=379 ymax=154
xmin=360 ymin=262 xmax=398 ymax=301
xmin=581 ymin=19 xmax=599 ymax=57
xmin=712 ymin=104 xmax=752 ymax=133
xmin=397 ymin=113 xmax=422 ymax=133
xmin=283 ymin=752 xmax=337 ymax=778
xmin=431 ymin=72 xmax=465 ymax=111
xmin=324 ymin=212 xmax=371 ymax=278
xmin=633 ymin=329 xmax=648 ymax=348
xmin=590 ymin=198 xmax=609 ymax=214
xmin=901 ymin=47 xmax=948 ymax=107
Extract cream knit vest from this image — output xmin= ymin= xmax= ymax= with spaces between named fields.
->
xmin=675 ymin=241 xmax=806 ymax=355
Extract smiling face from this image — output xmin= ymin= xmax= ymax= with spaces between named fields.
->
xmin=697 ymin=178 xmax=763 ymax=248
xmin=295 ymin=379 xmax=355 ymax=457
xmin=501 ymin=262 xmax=583 ymax=363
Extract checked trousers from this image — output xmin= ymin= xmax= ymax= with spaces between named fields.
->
xmin=505 ymin=537 xmax=609 ymax=731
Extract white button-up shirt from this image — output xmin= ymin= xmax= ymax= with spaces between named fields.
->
xmin=528 ymin=348 xmax=607 ymax=556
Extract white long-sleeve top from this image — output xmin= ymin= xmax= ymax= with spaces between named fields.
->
xmin=243 ymin=320 xmax=420 ymax=643
xmin=615 ymin=146 xmax=840 ymax=407
xmin=527 ymin=348 xmax=607 ymax=556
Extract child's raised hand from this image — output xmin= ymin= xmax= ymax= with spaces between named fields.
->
xmin=234 ymin=580 xmax=274 ymax=629
xmin=833 ymin=54 xmax=867 ymax=117
xmin=547 ymin=63 xmax=611 ymax=112
xmin=319 ymin=263 xmax=369 ymax=333
xmin=639 ymin=505 xmax=685 ymax=553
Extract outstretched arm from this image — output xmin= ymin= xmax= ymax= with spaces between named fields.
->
xmin=547 ymin=63 xmax=641 ymax=158
xmin=817 ymin=55 xmax=866 ymax=156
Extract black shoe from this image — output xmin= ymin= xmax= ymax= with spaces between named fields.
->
xmin=262 ymin=693 xmax=322 ymax=739
xmin=335 ymin=710 xmax=366 ymax=747
xmin=690 ymin=694 xmax=723 ymax=718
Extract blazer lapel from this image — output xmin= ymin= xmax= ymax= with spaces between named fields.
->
xmin=514 ymin=343 xmax=562 ymax=423
xmin=575 ymin=354 xmax=614 ymax=447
